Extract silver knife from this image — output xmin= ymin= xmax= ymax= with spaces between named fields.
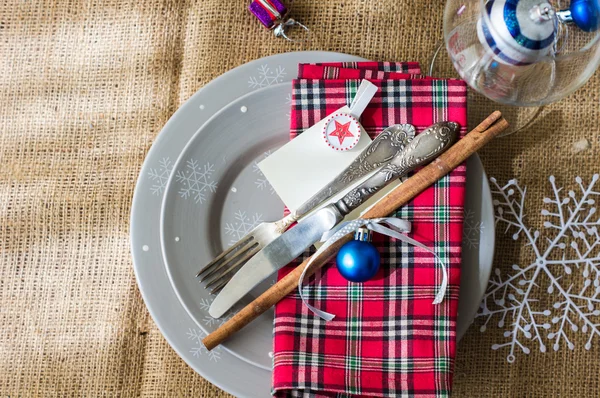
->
xmin=209 ymin=121 xmax=459 ymax=318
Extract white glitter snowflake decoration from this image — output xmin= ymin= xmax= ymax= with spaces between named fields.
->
xmin=225 ymin=211 xmax=263 ymax=246
xmin=478 ymin=175 xmax=600 ymax=362
xmin=175 ymin=159 xmax=217 ymax=204
xmin=248 ymin=64 xmax=286 ymax=89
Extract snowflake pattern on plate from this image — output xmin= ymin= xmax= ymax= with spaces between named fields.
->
xmin=187 ymin=328 xmax=222 ymax=362
xmin=147 ymin=157 xmax=173 ymax=195
xmin=253 ymin=151 xmax=275 ymax=194
xmin=198 ymin=298 xmax=212 ymax=312
xmin=248 ymin=64 xmax=286 ymax=89
xmin=477 ymin=175 xmax=600 ymax=362
xmin=463 ymin=209 xmax=484 ymax=249
xmin=187 ymin=298 xmax=234 ymax=362
xmin=225 ymin=210 xmax=264 ymax=247
xmin=175 ymin=159 xmax=218 ymax=204
xmin=197 ymin=298 xmax=233 ymax=329
xmin=202 ymin=313 xmax=233 ymax=329
xmin=285 ymin=93 xmax=292 ymax=120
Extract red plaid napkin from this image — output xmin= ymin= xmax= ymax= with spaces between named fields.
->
xmin=298 ymin=64 xmax=420 ymax=80
xmin=272 ymin=63 xmax=468 ymax=397
xmin=312 ymin=61 xmax=422 ymax=74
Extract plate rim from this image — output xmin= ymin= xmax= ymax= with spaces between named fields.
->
xmin=456 ymin=154 xmax=495 ymax=339
xmin=159 ymin=82 xmax=292 ymax=370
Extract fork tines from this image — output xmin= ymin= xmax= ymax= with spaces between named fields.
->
xmin=196 ymin=236 xmax=261 ymax=294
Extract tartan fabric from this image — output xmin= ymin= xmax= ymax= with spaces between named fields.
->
xmin=313 ymin=61 xmax=421 ymax=74
xmin=272 ymin=63 xmax=468 ymax=398
xmin=298 ymin=64 xmax=420 ymax=80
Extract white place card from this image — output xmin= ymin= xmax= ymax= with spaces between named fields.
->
xmin=258 ymin=105 xmax=372 ymax=212
xmin=258 ymin=79 xmax=401 ymax=231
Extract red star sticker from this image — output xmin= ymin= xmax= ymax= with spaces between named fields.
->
xmin=328 ymin=120 xmax=354 ymax=145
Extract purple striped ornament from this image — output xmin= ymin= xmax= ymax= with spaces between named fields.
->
xmin=249 ymin=0 xmax=288 ymax=29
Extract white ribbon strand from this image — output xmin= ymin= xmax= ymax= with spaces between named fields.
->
xmin=298 ymin=217 xmax=448 ymax=321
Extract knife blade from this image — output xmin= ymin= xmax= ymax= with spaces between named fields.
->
xmin=209 ymin=121 xmax=459 ymax=318
xmin=208 ymin=205 xmax=343 ymax=318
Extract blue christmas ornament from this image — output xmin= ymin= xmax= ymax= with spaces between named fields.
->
xmin=564 ymin=0 xmax=600 ymax=32
xmin=336 ymin=228 xmax=380 ymax=283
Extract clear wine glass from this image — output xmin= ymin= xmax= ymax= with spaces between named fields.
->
xmin=430 ymin=0 xmax=600 ymax=135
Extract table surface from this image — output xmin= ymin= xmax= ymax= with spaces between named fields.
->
xmin=1 ymin=0 xmax=599 ymax=396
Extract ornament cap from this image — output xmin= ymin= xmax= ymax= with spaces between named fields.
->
xmin=354 ymin=227 xmax=372 ymax=242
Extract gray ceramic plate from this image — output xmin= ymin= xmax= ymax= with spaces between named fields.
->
xmin=131 ymin=51 xmax=494 ymax=397
xmin=160 ymin=85 xmax=495 ymax=370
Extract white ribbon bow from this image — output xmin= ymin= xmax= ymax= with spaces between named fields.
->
xmin=298 ymin=217 xmax=449 ymax=321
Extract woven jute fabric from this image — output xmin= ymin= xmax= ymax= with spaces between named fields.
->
xmin=0 ymin=0 xmax=598 ymax=396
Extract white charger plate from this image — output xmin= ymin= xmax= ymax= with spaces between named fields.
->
xmin=131 ymin=51 xmax=494 ymax=397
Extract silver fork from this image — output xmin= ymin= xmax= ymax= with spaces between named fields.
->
xmin=196 ymin=124 xmax=415 ymax=293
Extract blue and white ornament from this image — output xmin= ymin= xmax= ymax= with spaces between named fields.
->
xmin=477 ymin=0 xmax=557 ymax=65
xmin=336 ymin=228 xmax=380 ymax=283
xmin=477 ymin=0 xmax=600 ymax=66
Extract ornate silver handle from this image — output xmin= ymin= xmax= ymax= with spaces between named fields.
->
xmin=334 ymin=121 xmax=460 ymax=216
xmin=294 ymin=124 xmax=416 ymax=217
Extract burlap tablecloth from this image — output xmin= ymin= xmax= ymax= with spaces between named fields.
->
xmin=1 ymin=0 xmax=598 ymax=396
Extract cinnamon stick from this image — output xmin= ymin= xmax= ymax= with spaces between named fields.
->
xmin=203 ymin=111 xmax=508 ymax=351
